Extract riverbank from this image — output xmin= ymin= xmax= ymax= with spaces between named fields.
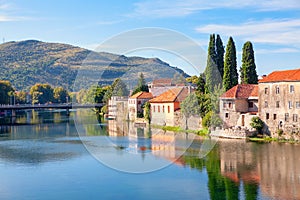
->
xmin=150 ymin=124 xmax=209 ymax=136
xmin=248 ymin=136 xmax=300 ymax=144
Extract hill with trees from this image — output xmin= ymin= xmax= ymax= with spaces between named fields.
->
xmin=0 ymin=40 xmax=189 ymax=91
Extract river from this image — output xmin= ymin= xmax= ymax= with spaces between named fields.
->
xmin=0 ymin=110 xmax=299 ymax=200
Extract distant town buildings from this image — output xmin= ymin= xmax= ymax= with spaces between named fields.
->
xmin=128 ymin=92 xmax=153 ymax=121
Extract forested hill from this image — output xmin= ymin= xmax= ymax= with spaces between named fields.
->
xmin=0 ymin=40 xmax=189 ymax=91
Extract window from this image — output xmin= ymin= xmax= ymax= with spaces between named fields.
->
xmin=293 ymin=114 xmax=298 ymax=122
xmin=264 ymin=87 xmax=269 ymax=94
xmin=138 ymin=100 xmax=141 ymax=105
xmin=248 ymin=102 xmax=254 ymax=108
xmin=163 ymin=105 xmax=165 ymax=113
xmin=289 ymin=101 xmax=293 ymax=109
xmin=276 ymin=101 xmax=280 ymax=108
xmin=273 ymin=114 xmax=277 ymax=120
xmin=153 ymin=105 xmax=155 ymax=112
xmin=225 ymin=113 xmax=229 ymax=118
xmin=228 ymin=102 xmax=232 ymax=109
xmin=158 ymin=106 xmax=160 ymax=113
xmin=265 ymin=101 xmax=268 ymax=108
xmin=276 ymin=86 xmax=280 ymax=94
xmin=223 ymin=102 xmax=226 ymax=108
xmin=290 ymin=85 xmax=295 ymax=93
xmin=296 ymin=102 xmax=300 ymax=109
xmin=168 ymin=106 xmax=170 ymax=113
xmin=266 ymin=113 xmax=270 ymax=120
xmin=285 ymin=113 xmax=289 ymax=122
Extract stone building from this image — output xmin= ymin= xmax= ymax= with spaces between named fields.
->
xmin=128 ymin=91 xmax=153 ymax=121
xmin=258 ymin=69 xmax=300 ymax=135
xmin=219 ymin=84 xmax=258 ymax=128
xmin=108 ymin=96 xmax=128 ymax=120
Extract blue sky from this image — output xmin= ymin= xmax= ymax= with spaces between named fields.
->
xmin=1 ymin=0 xmax=300 ymax=76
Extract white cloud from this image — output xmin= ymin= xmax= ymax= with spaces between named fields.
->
xmin=0 ymin=2 xmax=28 ymax=22
xmin=130 ymin=0 xmax=300 ymax=18
xmin=196 ymin=18 xmax=300 ymax=48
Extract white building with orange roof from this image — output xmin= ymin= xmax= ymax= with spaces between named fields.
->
xmin=149 ymin=87 xmax=191 ymax=126
xmin=219 ymin=84 xmax=258 ymax=129
xmin=258 ymin=68 xmax=300 ymax=135
xmin=128 ymin=91 xmax=153 ymax=121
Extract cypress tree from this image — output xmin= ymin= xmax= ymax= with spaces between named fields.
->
xmin=240 ymin=41 xmax=258 ymax=84
xmin=216 ymin=34 xmax=224 ymax=78
xmin=205 ymin=34 xmax=222 ymax=92
xmin=223 ymin=37 xmax=238 ymax=91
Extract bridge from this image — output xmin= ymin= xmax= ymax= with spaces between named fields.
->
xmin=0 ymin=103 xmax=104 ymax=110
xmin=0 ymin=103 xmax=104 ymax=117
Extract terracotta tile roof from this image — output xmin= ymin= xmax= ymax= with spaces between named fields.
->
xmin=152 ymin=78 xmax=172 ymax=86
xmin=129 ymin=91 xmax=153 ymax=99
xmin=149 ymin=87 xmax=191 ymax=103
xmin=220 ymin=84 xmax=258 ymax=99
xmin=259 ymin=68 xmax=300 ymax=83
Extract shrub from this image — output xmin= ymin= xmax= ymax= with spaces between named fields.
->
xmin=202 ymin=111 xmax=222 ymax=128
xmin=250 ymin=116 xmax=264 ymax=134
xmin=277 ymin=129 xmax=283 ymax=137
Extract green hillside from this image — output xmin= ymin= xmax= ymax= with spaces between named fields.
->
xmin=0 ymin=40 xmax=189 ymax=91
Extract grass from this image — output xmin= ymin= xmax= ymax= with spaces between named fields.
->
xmin=248 ymin=136 xmax=299 ymax=144
xmin=151 ymin=124 xmax=209 ymax=136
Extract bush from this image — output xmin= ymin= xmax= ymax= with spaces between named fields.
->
xmin=202 ymin=111 xmax=222 ymax=128
xmin=277 ymin=129 xmax=283 ymax=137
xmin=250 ymin=116 xmax=264 ymax=134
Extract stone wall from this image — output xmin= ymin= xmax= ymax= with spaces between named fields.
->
xmin=174 ymin=111 xmax=202 ymax=130
xmin=210 ymin=127 xmax=257 ymax=139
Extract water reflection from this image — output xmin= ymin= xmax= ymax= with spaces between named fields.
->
xmin=1 ymin=112 xmax=300 ymax=199
xmin=107 ymin=119 xmax=300 ymax=200
xmin=0 ymin=111 xmax=84 ymax=165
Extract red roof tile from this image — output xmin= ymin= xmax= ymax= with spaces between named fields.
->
xmin=130 ymin=92 xmax=153 ymax=99
xmin=149 ymin=87 xmax=191 ymax=103
xmin=220 ymin=84 xmax=258 ymax=99
xmin=259 ymin=68 xmax=300 ymax=83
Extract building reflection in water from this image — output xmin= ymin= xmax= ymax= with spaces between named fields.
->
xmin=216 ymin=139 xmax=300 ymax=200
xmin=108 ymin=120 xmax=300 ymax=200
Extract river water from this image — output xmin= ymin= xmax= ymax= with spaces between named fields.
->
xmin=0 ymin=110 xmax=299 ymax=200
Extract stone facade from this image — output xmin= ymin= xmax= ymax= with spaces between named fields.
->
xmin=108 ymin=96 xmax=128 ymax=120
xmin=219 ymin=84 xmax=258 ymax=129
xmin=258 ymin=81 xmax=300 ymax=135
xmin=258 ymin=69 xmax=300 ymax=135
xmin=128 ymin=92 xmax=153 ymax=121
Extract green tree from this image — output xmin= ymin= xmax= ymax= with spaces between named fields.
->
xmin=132 ymin=73 xmax=149 ymax=95
xmin=216 ymin=34 xmax=225 ymax=78
xmin=240 ymin=41 xmax=258 ymax=84
xmin=244 ymin=183 xmax=258 ymax=200
xmin=53 ymin=87 xmax=69 ymax=103
xmin=196 ymin=73 xmax=206 ymax=94
xmin=111 ymin=78 xmax=129 ymax=97
xmin=186 ymin=75 xmax=199 ymax=85
xmin=223 ymin=37 xmax=238 ymax=91
xmin=250 ymin=116 xmax=264 ymax=134
xmin=0 ymin=80 xmax=15 ymax=104
xmin=103 ymin=78 xmax=129 ymax=103
xmin=15 ymin=91 xmax=27 ymax=104
xmin=205 ymin=34 xmax=222 ymax=92
xmin=29 ymin=83 xmax=54 ymax=104
xmin=143 ymin=101 xmax=151 ymax=124
xmin=181 ymin=92 xmax=201 ymax=129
